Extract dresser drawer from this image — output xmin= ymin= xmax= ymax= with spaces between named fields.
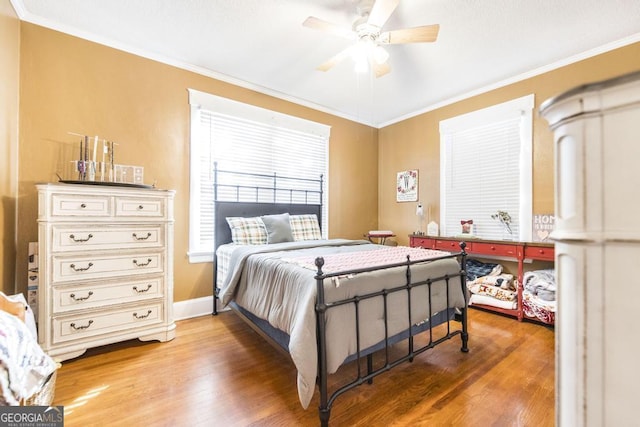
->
xmin=116 ymin=197 xmax=165 ymax=217
xmin=52 ymin=302 xmax=164 ymax=344
xmin=52 ymin=225 xmax=164 ymax=252
xmin=51 ymin=194 xmax=112 ymax=217
xmin=472 ymin=242 xmax=519 ymax=258
xmin=53 ymin=252 xmax=163 ymax=283
xmin=410 ymin=236 xmax=433 ymax=249
xmin=524 ymin=245 xmax=555 ymax=261
xmin=434 ymin=239 xmax=465 ymax=252
xmin=52 ymin=277 xmax=164 ymax=313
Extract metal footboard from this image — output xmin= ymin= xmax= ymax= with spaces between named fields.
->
xmin=314 ymin=244 xmax=468 ymax=427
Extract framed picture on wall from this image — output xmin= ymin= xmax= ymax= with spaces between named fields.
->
xmin=396 ymin=169 xmax=418 ymax=202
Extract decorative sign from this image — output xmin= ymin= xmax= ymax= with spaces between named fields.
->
xmin=533 ymin=214 xmax=555 ymax=242
xmin=396 ymin=169 xmax=418 ymax=202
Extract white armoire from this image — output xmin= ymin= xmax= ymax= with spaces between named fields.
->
xmin=541 ymin=70 xmax=640 ymax=426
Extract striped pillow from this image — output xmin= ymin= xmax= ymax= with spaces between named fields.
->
xmin=226 ymin=217 xmax=267 ymax=245
xmin=289 ymin=214 xmax=322 ymax=241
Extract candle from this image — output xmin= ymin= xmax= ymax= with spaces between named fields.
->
xmin=78 ymin=138 xmax=83 ymax=180
xmin=93 ymin=136 xmax=98 ymax=163
xmin=83 ymin=135 xmax=88 ymax=180
xmin=110 ymin=141 xmax=115 ymax=182
xmin=100 ymin=140 xmax=107 ymax=182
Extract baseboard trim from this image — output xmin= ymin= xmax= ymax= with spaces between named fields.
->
xmin=173 ymin=295 xmax=228 ymax=321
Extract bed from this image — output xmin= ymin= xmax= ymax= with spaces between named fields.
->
xmin=212 ymin=165 xmax=469 ymax=426
xmin=0 ymin=292 xmax=58 ymax=406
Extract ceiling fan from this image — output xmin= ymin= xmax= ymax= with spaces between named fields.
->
xmin=303 ymin=0 xmax=439 ymax=77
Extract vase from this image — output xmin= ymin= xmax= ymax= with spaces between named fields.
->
xmin=501 ymin=225 xmax=514 ymax=241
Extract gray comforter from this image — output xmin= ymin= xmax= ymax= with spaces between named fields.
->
xmin=218 ymin=239 xmax=465 ymax=409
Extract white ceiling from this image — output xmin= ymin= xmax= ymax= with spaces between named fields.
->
xmin=12 ymin=0 xmax=640 ymax=127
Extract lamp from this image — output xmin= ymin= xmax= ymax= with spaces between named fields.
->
xmin=415 ymin=203 xmax=424 ymax=234
xmin=373 ymin=45 xmax=389 ymax=64
xmin=352 ymin=33 xmax=389 ymax=74
xmin=427 ymin=205 xmax=439 ymax=236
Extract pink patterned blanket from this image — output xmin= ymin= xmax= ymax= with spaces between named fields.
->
xmin=284 ymin=246 xmax=450 ymax=274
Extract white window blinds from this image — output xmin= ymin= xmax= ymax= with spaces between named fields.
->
xmin=440 ymin=94 xmax=533 ymax=241
xmin=188 ymin=89 xmax=330 ymax=263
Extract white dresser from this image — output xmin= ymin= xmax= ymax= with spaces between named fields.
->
xmin=541 ymin=70 xmax=640 ymax=426
xmin=36 ymin=183 xmax=176 ymax=361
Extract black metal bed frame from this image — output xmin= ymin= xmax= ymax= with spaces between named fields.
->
xmin=211 ymin=166 xmax=469 ymax=427
xmin=314 ymin=251 xmax=468 ymax=426
xmin=212 ymin=163 xmax=324 ymax=314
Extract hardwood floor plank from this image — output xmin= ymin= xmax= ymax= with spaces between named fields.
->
xmin=52 ymin=309 xmax=554 ymax=426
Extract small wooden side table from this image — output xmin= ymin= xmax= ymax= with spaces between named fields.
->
xmin=365 ymin=231 xmax=395 ymax=245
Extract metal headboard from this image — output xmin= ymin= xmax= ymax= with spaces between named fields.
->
xmin=212 ymin=163 xmax=324 ymax=313
xmin=212 ymin=163 xmax=324 ymax=250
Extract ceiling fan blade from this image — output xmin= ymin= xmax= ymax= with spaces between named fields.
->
xmin=379 ymin=24 xmax=440 ymax=44
xmin=367 ymin=0 xmax=400 ymax=28
xmin=317 ymin=46 xmax=355 ymax=72
xmin=303 ymin=16 xmax=355 ymax=40
xmin=373 ymin=61 xmax=391 ymax=78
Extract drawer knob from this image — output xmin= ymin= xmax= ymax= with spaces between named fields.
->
xmin=80 ymin=203 xmax=87 ymax=208
xmin=138 ymin=205 xmax=144 ymax=210
xmin=70 ymin=291 xmax=94 ymax=302
xmin=133 ymin=258 xmax=152 ymax=267
xmin=70 ymin=262 xmax=93 ymax=272
xmin=70 ymin=320 xmax=93 ymax=330
xmin=132 ymin=232 xmax=152 ymax=241
xmin=133 ymin=310 xmax=152 ymax=319
xmin=69 ymin=233 xmax=93 ymax=243
xmin=133 ymin=284 xmax=152 ymax=293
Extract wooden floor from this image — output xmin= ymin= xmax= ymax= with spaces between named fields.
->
xmin=53 ymin=308 xmax=555 ymax=427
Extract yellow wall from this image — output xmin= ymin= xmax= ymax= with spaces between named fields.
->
xmin=16 ymin=23 xmax=379 ymax=301
xmin=0 ymin=0 xmax=20 ymax=294
xmin=7 ymin=16 xmax=640 ymax=303
xmin=379 ymin=42 xmax=640 ymax=245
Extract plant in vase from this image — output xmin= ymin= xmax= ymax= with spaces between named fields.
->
xmin=491 ymin=210 xmax=513 ymax=239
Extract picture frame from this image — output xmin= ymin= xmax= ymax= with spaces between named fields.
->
xmin=533 ymin=214 xmax=555 ymax=242
xmin=396 ymin=169 xmax=418 ymax=202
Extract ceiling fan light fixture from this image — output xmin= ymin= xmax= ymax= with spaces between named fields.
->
xmin=303 ymin=0 xmax=439 ymax=78
xmin=354 ymin=59 xmax=369 ymax=74
xmin=352 ymin=38 xmax=372 ymax=73
xmin=373 ymin=45 xmax=389 ymax=64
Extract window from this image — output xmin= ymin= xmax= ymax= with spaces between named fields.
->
xmin=187 ymin=89 xmax=330 ymax=263
xmin=439 ymin=94 xmax=534 ymax=241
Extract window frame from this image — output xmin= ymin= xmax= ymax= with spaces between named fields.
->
xmin=187 ymin=89 xmax=330 ymax=263
xmin=439 ymin=94 xmax=534 ymax=241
